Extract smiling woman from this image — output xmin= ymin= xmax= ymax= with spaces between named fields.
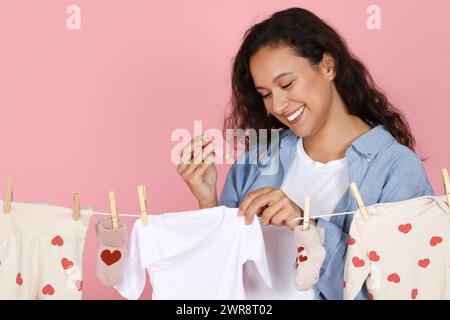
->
xmin=176 ymin=7 xmax=434 ymax=300
xmin=227 ymin=10 xmax=415 ymax=153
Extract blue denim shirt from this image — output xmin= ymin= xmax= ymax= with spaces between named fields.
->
xmin=218 ymin=125 xmax=434 ymax=300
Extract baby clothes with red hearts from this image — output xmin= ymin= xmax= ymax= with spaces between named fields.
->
xmin=293 ymin=224 xmax=326 ymax=291
xmin=344 ymin=196 xmax=450 ymax=300
xmin=0 ymin=199 xmax=93 ymax=300
xmin=95 ymin=219 xmax=128 ymax=287
xmin=114 ymin=206 xmax=272 ymax=300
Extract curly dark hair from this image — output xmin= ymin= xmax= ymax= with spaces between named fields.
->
xmin=224 ymin=7 xmax=416 ymax=153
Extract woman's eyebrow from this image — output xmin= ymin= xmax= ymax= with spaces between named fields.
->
xmin=255 ymin=72 xmax=293 ymax=90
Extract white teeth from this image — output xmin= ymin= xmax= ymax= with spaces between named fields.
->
xmin=287 ymin=105 xmax=305 ymax=122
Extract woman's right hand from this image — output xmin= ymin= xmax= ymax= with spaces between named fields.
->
xmin=177 ymin=133 xmax=218 ymax=209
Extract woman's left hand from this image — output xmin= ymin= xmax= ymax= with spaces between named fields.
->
xmin=238 ymin=186 xmax=315 ymax=230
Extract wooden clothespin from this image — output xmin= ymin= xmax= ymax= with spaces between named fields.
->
xmin=3 ymin=176 xmax=13 ymax=214
xmin=442 ymin=168 xmax=450 ymax=208
xmin=302 ymin=196 xmax=310 ymax=230
xmin=72 ymin=192 xmax=81 ymax=221
xmin=109 ymin=191 xmax=119 ymax=230
xmin=137 ymin=185 xmax=148 ymax=226
xmin=350 ymin=182 xmax=369 ymax=221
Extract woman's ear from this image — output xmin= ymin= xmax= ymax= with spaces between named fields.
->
xmin=320 ymin=52 xmax=336 ymax=81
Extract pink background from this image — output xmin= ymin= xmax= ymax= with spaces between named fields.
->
xmin=0 ymin=0 xmax=449 ymax=299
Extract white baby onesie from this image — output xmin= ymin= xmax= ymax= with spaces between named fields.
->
xmin=344 ymin=196 xmax=450 ymax=300
xmin=114 ymin=206 xmax=272 ymax=300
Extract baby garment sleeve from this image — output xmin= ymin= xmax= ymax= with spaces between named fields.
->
xmin=114 ymin=221 xmax=147 ymax=300
xmin=241 ymin=218 xmax=272 ymax=289
xmin=343 ymin=217 xmax=371 ymax=300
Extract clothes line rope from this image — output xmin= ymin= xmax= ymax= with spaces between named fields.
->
xmin=289 ymin=210 xmax=356 ymax=223
xmin=93 ymin=209 xmax=358 ymax=221
xmin=93 ymin=211 xmax=141 ymax=218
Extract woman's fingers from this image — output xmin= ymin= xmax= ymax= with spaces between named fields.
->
xmin=259 ymin=196 xmax=289 ymax=226
xmin=239 ymin=187 xmax=283 ymax=225
xmin=177 ymin=134 xmax=213 ymax=176
xmin=193 ymin=140 xmax=215 ymax=164
xmin=191 ymin=153 xmax=215 ymax=179
xmin=238 ymin=187 xmax=272 ymax=216
xmin=285 ymin=214 xmax=301 ymax=231
xmin=182 ymin=140 xmax=215 ymax=176
xmin=245 ymin=191 xmax=282 ymax=224
xmin=253 ymin=191 xmax=304 ymax=229
xmin=177 ymin=135 xmax=203 ymax=174
xmin=178 ymin=135 xmax=199 ymax=164
xmin=179 ymin=134 xmax=211 ymax=165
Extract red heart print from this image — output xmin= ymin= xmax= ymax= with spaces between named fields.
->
xmin=51 ymin=236 xmax=64 ymax=246
xmin=297 ymin=246 xmax=304 ymax=253
xmin=101 ymin=250 xmax=122 ymax=266
xmin=348 ymin=235 xmax=356 ymax=246
xmin=368 ymin=292 xmax=374 ymax=300
xmin=352 ymin=256 xmax=365 ymax=268
xmin=398 ymin=223 xmax=412 ymax=234
xmin=343 ymin=281 xmax=346 ymax=289
xmin=418 ymin=258 xmax=430 ymax=268
xmin=368 ymin=251 xmax=380 ymax=262
xmin=429 ymin=236 xmax=443 ymax=247
xmin=387 ymin=273 xmax=401 ymax=283
xmin=61 ymin=258 xmax=74 ymax=270
xmin=75 ymin=280 xmax=83 ymax=291
xmin=411 ymin=288 xmax=418 ymax=299
xmin=298 ymin=255 xmax=308 ymax=262
xmin=16 ymin=273 xmax=23 ymax=286
xmin=42 ymin=284 xmax=55 ymax=296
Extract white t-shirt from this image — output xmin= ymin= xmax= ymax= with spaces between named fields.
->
xmin=243 ymin=137 xmax=349 ymax=300
xmin=114 ymin=206 xmax=272 ymax=300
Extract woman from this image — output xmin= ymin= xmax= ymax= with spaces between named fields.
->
xmin=177 ymin=7 xmax=434 ymax=300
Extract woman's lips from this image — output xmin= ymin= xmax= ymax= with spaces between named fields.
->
xmin=286 ymin=105 xmax=305 ymax=124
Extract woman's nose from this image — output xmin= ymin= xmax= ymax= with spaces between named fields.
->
xmin=272 ymin=92 xmax=289 ymax=115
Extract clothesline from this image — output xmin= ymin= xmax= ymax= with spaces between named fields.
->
xmin=94 ymin=211 xmax=141 ymax=217
xmin=93 ymin=209 xmax=358 ymax=221
xmin=289 ymin=210 xmax=356 ymax=222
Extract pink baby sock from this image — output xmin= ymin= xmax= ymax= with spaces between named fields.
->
xmin=95 ymin=219 xmax=128 ymax=287
xmin=293 ymin=224 xmax=326 ymax=291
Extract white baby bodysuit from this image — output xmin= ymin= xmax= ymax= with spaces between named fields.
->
xmin=114 ymin=206 xmax=272 ymax=300
xmin=344 ymin=196 xmax=450 ymax=300
xmin=245 ymin=137 xmax=348 ymax=300
xmin=244 ymin=137 xmax=348 ymax=300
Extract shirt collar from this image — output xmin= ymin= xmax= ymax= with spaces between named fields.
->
xmin=350 ymin=124 xmax=394 ymax=159
xmin=280 ymin=124 xmax=394 ymax=160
